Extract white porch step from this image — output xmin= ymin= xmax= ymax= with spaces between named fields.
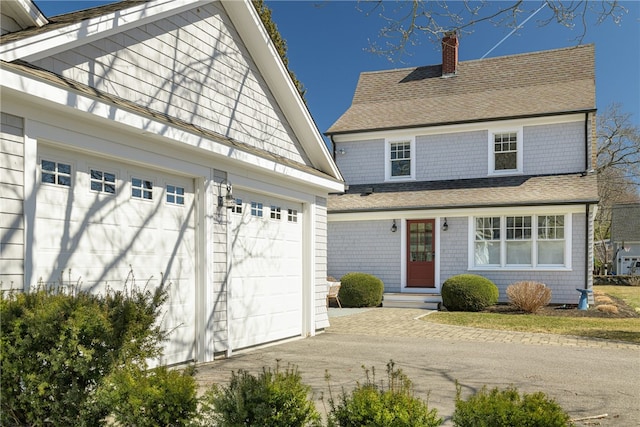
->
xmin=382 ymin=293 xmax=442 ymax=310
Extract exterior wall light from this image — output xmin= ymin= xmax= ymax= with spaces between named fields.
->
xmin=217 ymin=179 xmax=234 ymax=208
xmin=338 ymin=148 xmax=346 ymax=155
xmin=391 ymin=219 xmax=397 ymax=232
xmin=442 ymin=218 xmax=449 ymax=231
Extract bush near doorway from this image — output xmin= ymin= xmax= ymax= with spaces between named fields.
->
xmin=441 ymin=274 xmax=498 ymax=312
xmin=338 ymin=272 xmax=384 ymax=307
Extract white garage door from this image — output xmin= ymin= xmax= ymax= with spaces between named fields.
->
xmin=34 ymin=145 xmax=196 ymax=366
xmin=229 ymin=190 xmax=303 ymax=349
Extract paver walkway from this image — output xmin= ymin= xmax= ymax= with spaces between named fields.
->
xmin=327 ymin=307 xmax=639 ymax=349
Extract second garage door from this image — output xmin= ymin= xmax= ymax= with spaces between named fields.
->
xmin=228 ymin=190 xmax=303 ymax=350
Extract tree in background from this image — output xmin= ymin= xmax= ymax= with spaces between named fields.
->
xmin=358 ymin=0 xmax=628 ymax=61
xmin=594 ymin=103 xmax=640 ymax=272
xmin=252 ymin=0 xmax=306 ymax=102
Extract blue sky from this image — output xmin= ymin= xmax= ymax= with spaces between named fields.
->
xmin=35 ymin=1 xmax=640 ymax=139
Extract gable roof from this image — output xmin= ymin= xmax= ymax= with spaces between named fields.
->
xmin=326 ymin=44 xmax=595 ymax=135
xmin=328 ymin=173 xmax=598 ymax=213
xmin=611 ymin=203 xmax=640 ymax=242
xmin=0 ymin=0 xmax=343 ymax=185
xmin=0 ymin=0 xmax=48 ymax=35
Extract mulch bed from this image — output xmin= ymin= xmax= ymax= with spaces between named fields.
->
xmin=485 ymin=294 xmax=640 ymax=319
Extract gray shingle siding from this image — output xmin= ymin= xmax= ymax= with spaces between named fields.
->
xmin=0 ymin=112 xmax=24 ymax=291
xmin=523 ymin=121 xmax=585 ymax=175
xmin=328 ymin=220 xmax=401 ymax=292
xmin=335 ymin=139 xmax=385 ymax=185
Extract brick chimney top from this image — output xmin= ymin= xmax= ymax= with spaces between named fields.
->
xmin=442 ymin=31 xmax=459 ymax=77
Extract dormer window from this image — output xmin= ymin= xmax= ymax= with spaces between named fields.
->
xmin=488 ymin=127 xmax=523 ymax=175
xmin=385 ymin=138 xmax=415 ymax=181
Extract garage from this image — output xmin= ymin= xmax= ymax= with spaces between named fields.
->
xmin=34 ymin=144 xmax=197 ymax=366
xmin=228 ymin=190 xmax=303 ymax=350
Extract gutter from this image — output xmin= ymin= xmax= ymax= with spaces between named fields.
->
xmin=325 ymin=109 xmax=597 ymax=137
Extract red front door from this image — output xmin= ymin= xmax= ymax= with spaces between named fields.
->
xmin=407 ymin=219 xmax=435 ymax=287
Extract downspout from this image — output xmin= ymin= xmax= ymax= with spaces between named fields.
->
xmin=584 ymin=113 xmax=590 ymax=171
xmin=585 ymin=203 xmax=590 ymax=291
xmin=330 ymin=135 xmax=336 ymax=160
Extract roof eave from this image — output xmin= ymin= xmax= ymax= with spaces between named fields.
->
xmin=325 ymin=109 xmax=597 ymax=137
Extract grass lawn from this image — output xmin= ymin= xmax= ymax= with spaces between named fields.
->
xmin=423 ymin=287 xmax=640 ymax=344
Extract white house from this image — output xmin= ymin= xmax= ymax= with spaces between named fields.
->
xmin=0 ymin=0 xmax=343 ymax=365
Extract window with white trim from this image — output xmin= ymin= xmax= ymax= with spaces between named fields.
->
xmin=270 ymin=206 xmax=281 ymax=220
xmin=90 ymin=169 xmax=116 ymax=194
xmin=385 ymin=138 xmax=415 ymax=181
xmin=287 ymin=208 xmax=298 ymax=223
xmin=42 ymin=160 xmax=71 ymax=187
xmin=131 ymin=177 xmax=153 ymax=200
xmin=473 ymin=214 xmax=567 ymax=268
xmin=166 ymin=185 xmax=185 ymax=205
xmin=231 ymin=198 xmax=243 ymax=214
xmin=488 ymin=128 xmax=522 ymax=175
xmin=251 ymin=201 xmax=263 ymax=217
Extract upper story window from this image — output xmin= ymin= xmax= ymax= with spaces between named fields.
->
xmin=385 ymin=138 xmax=415 ymax=181
xmin=473 ymin=213 xmax=568 ymax=269
xmin=90 ymin=169 xmax=116 ymax=194
xmin=166 ymin=185 xmax=185 ymax=205
xmin=488 ymin=128 xmax=523 ymax=175
xmin=132 ymin=177 xmax=153 ymax=200
xmin=42 ymin=160 xmax=71 ymax=187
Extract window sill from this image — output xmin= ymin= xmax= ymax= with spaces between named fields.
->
xmin=469 ymin=266 xmax=572 ymax=272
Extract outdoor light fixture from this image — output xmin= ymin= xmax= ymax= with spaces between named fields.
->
xmin=391 ymin=220 xmax=397 ymax=232
xmin=442 ymin=218 xmax=449 ymax=231
xmin=217 ymin=179 xmax=234 ymax=208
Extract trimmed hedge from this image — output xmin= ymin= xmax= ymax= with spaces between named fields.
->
xmin=338 ymin=273 xmax=384 ymax=307
xmin=441 ymin=274 xmax=498 ymax=312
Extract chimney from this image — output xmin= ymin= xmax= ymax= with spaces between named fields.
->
xmin=442 ymin=31 xmax=458 ymax=76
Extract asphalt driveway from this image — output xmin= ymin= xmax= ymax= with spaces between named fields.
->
xmin=195 ymin=308 xmax=640 ymax=426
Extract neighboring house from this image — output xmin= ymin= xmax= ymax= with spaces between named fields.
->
xmin=0 ymin=0 xmax=343 ymax=366
xmin=326 ymin=33 xmax=598 ymax=306
xmin=610 ymin=204 xmax=640 ymax=275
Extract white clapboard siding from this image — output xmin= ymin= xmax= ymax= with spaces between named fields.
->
xmin=32 ymin=2 xmax=310 ymax=165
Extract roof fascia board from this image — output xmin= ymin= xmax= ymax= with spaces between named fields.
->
xmin=0 ymin=0 xmax=208 ymax=62
xmin=1 ymin=65 xmax=344 ymax=193
xmin=5 ymin=0 xmax=49 ymax=29
xmin=330 ymin=113 xmax=588 ymax=143
xmin=221 ymin=0 xmax=343 ymax=182
xmin=328 ymin=203 xmax=594 ymax=221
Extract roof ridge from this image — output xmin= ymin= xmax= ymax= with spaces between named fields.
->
xmin=357 ymin=43 xmax=594 ymax=76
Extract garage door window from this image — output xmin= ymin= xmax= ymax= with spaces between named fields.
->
xmin=251 ymin=201 xmax=263 ymax=217
xmin=90 ymin=169 xmax=116 ymax=194
xmin=287 ymin=208 xmax=298 ymax=223
xmin=270 ymin=206 xmax=281 ymax=220
xmin=231 ymin=198 xmax=243 ymax=214
xmin=42 ymin=160 xmax=71 ymax=187
xmin=132 ymin=177 xmax=153 ymax=200
xmin=166 ymin=185 xmax=185 ymax=205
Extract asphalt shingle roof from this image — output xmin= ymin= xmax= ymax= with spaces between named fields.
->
xmin=326 ymin=44 xmax=595 ymax=135
xmin=328 ymin=173 xmax=598 ymax=212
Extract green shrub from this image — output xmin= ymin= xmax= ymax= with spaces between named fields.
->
xmin=441 ymin=274 xmax=498 ymax=312
xmin=0 ymin=273 xmax=169 ymax=426
xmin=202 ymin=362 xmax=321 ymax=427
xmin=452 ymin=384 xmax=573 ymax=427
xmin=97 ymin=364 xmax=198 ymax=427
xmin=339 ymin=272 xmax=384 ymax=307
xmin=327 ymin=361 xmax=442 ymax=427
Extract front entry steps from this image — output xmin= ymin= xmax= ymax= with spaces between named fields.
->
xmin=382 ymin=293 xmax=442 ymax=310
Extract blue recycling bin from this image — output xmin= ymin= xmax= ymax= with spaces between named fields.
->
xmin=576 ymin=288 xmax=593 ymax=310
